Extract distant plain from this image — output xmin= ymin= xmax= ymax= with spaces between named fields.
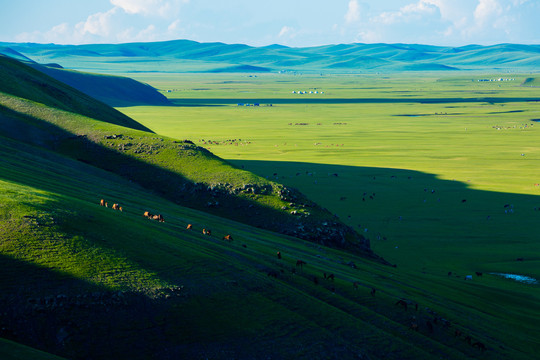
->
xmin=119 ymin=72 xmax=540 ymax=273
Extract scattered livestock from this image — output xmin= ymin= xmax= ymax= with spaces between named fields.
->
xmin=100 ymin=199 xmax=125 ymax=211
xmin=143 ymin=211 xmax=164 ymax=222
xmin=202 ymin=228 xmax=211 ymax=236
xmin=277 ymin=251 xmax=282 ymax=259
xmin=223 ymin=234 xmax=233 ymax=242
xmin=475 ymin=272 xmax=483 ymax=277
xmin=296 ymin=260 xmax=307 ymax=268
xmin=186 ymin=224 xmax=193 ymax=230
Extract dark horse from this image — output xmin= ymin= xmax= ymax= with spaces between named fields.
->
xmin=395 ymin=299 xmax=408 ymax=310
xmin=296 ymin=260 xmax=307 ymax=268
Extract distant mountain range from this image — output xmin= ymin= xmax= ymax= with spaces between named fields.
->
xmin=1 ymin=40 xmax=539 ymax=73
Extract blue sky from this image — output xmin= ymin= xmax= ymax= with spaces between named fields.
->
xmin=1 ymin=0 xmax=539 ymax=47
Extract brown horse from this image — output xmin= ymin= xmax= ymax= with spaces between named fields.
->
xmin=296 ymin=260 xmax=306 ymax=268
xmin=223 ymin=234 xmax=233 ymax=242
xmin=203 ymin=228 xmax=211 ymax=236
xmin=277 ymin=251 xmax=282 ymax=259
xmin=100 ymin=199 xmax=105 ymax=206
xmin=152 ymin=214 xmax=165 ymax=222
xmin=186 ymin=224 xmax=193 ymax=230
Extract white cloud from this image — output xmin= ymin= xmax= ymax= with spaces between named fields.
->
xmin=76 ymin=8 xmax=118 ymax=37
xmin=373 ymin=0 xmax=439 ymax=25
xmin=345 ymin=0 xmax=360 ymax=23
xmin=278 ymin=26 xmax=294 ymax=37
xmin=474 ymin=0 xmax=503 ymax=26
xmin=110 ymin=0 xmax=184 ymax=18
xmin=168 ymin=19 xmax=180 ymax=32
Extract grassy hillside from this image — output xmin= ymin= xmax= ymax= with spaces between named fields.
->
xmin=2 ymin=40 xmax=540 ymax=74
xmin=0 ymin=54 xmax=521 ymax=360
xmin=0 ymin=55 xmax=151 ymax=132
xmin=0 ymin=55 xmax=373 ymax=256
xmin=119 ymin=72 xmax=540 ymax=359
xmin=0 ymin=132 xmax=498 ymax=360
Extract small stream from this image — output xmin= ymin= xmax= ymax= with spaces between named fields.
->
xmin=490 ymin=273 xmax=538 ymax=285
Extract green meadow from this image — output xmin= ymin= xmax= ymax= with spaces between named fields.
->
xmin=2 ymin=50 xmax=540 ymax=359
xmin=120 ymin=72 xmax=540 ymax=273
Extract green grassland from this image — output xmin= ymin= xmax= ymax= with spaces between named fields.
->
xmin=1 ymin=51 xmax=540 ymax=360
xmin=116 ymin=72 xmax=540 ymax=356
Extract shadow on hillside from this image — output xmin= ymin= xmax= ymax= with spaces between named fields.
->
xmin=0 ymin=255 xmax=186 ymax=360
xmin=0 ymin=107 xmax=375 ymax=257
xmin=230 ymin=159 xmax=540 ymax=267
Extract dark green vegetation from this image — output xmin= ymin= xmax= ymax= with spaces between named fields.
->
xmin=1 ymin=40 xmax=539 ymax=73
xmin=1 ymin=45 xmax=539 ymax=360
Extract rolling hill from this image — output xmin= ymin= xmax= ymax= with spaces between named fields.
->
xmin=1 ymin=55 xmax=537 ymax=360
xmin=1 ymin=40 xmax=539 ymax=73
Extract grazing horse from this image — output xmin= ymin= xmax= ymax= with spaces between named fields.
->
xmin=202 ymin=228 xmax=211 ymax=236
xmin=267 ymin=270 xmax=279 ymax=278
xmin=186 ymin=224 xmax=193 ymax=230
xmin=223 ymin=234 xmax=233 ymax=242
xmin=327 ymin=273 xmax=335 ymax=281
xmin=395 ymin=299 xmax=408 ymax=310
xmin=277 ymin=251 xmax=282 ymax=259
xmin=152 ymin=214 xmax=165 ymax=222
xmin=475 ymin=272 xmax=483 ymax=276
xmin=296 ymin=260 xmax=306 ymax=268
xmin=143 ymin=211 xmax=153 ymax=218
xmin=112 ymin=203 xmax=120 ymax=211
xmin=472 ymin=342 xmax=486 ymax=351
xmin=370 ymin=288 xmax=376 ymax=297
xmin=100 ymin=199 xmax=105 ymax=206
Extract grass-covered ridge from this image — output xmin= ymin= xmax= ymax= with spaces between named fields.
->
xmin=1 ymin=40 xmax=539 ymax=74
xmin=0 ymin=54 xmax=509 ymax=360
xmin=0 ymin=55 xmax=374 ymax=256
xmin=2 ymin=52 xmax=540 ymax=360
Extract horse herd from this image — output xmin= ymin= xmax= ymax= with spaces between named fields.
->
xmin=100 ymin=198 xmax=234 ymax=241
xmin=98 ymin=198 xmax=488 ymax=353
